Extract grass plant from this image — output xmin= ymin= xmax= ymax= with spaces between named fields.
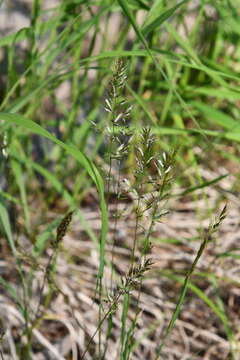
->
xmin=0 ymin=1 xmax=239 ymax=359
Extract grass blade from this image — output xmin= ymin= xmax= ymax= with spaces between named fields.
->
xmin=191 ymin=101 xmax=240 ymax=130
xmin=0 ymin=111 xmax=108 ymax=281
xmin=118 ymin=0 xmax=149 ymax=49
xmin=0 ymin=200 xmax=16 ymax=254
xmin=142 ymin=0 xmax=188 ymax=36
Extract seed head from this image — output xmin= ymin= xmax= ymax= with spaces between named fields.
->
xmin=52 ymin=211 xmax=74 ymax=248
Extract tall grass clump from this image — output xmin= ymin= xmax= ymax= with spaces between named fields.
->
xmin=0 ymin=53 xmax=230 ymax=359
xmin=0 ymin=0 xmax=239 ymax=358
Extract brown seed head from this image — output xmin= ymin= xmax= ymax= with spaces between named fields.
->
xmin=53 ymin=211 xmax=74 ymax=247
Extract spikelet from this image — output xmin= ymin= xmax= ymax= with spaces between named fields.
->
xmin=51 ymin=211 xmax=74 ymax=248
xmin=121 ymin=258 xmax=153 ymax=293
xmin=105 ymin=58 xmax=132 ymax=151
xmin=208 ymin=204 xmax=227 ymax=238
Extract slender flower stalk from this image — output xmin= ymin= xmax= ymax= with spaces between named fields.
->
xmin=80 ymin=258 xmax=152 ymax=360
xmin=100 ymin=59 xmax=133 ymax=358
xmin=33 ymin=211 xmax=74 ymax=328
xmin=120 ymin=127 xmax=176 ymax=356
xmin=155 ymin=205 xmax=227 ymax=359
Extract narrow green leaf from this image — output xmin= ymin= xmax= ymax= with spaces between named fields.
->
xmin=11 ymin=147 xmax=30 ymax=231
xmin=0 ymin=27 xmax=30 ymax=47
xmin=143 ymin=0 xmax=164 ymax=28
xmin=142 ymin=0 xmax=187 ymax=36
xmin=160 ymin=271 xmax=231 ymax=334
xmin=188 ymin=86 xmax=240 ymax=101
xmin=175 ymin=174 xmax=229 ymax=197
xmin=191 ymin=101 xmax=239 ymax=130
xmin=131 ymin=0 xmax=150 ymax=10
xmin=0 ymin=201 xmax=15 ymax=254
xmin=0 ymin=191 xmax=18 ymax=204
xmin=0 ymin=112 xmax=108 ymax=279
xmin=118 ymin=0 xmax=149 ymax=49
xmin=0 ymin=276 xmax=19 ymax=304
xmin=126 ymin=84 xmax=156 ymax=123
xmin=32 ymin=218 xmax=60 ymax=256
xmin=165 ymin=22 xmax=200 ymax=64
xmin=7 ymin=76 xmax=54 ymax=113
xmin=18 ymin=156 xmax=98 ymax=249
xmin=217 ymin=251 xmax=240 ymax=260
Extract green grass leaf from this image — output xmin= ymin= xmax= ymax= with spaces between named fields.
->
xmin=0 ymin=200 xmax=15 ymax=254
xmin=164 ymin=22 xmax=200 ymax=64
xmin=142 ymin=0 xmax=188 ymax=36
xmin=0 ymin=112 xmax=108 ymax=280
xmin=175 ymin=174 xmax=229 ymax=197
xmin=118 ymin=0 xmax=149 ymax=49
xmin=191 ymin=101 xmax=240 ymax=130
xmin=10 ymin=146 xmax=30 ymax=231
xmin=0 ymin=27 xmax=30 ymax=47
xmin=18 ymin=156 xmax=98 ymax=251
xmin=187 ymin=86 xmax=240 ymax=101
xmin=161 ymin=271 xmax=232 ymax=336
